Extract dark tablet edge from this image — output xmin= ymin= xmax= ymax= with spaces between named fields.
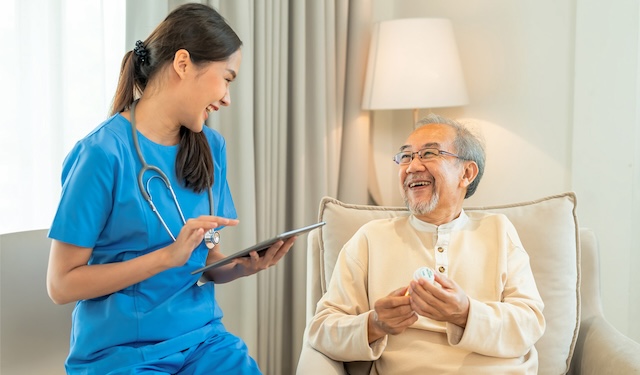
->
xmin=190 ymin=221 xmax=326 ymax=275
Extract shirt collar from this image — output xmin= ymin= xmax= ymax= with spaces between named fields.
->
xmin=409 ymin=209 xmax=469 ymax=233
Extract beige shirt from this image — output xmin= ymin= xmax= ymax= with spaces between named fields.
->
xmin=307 ymin=210 xmax=546 ymax=375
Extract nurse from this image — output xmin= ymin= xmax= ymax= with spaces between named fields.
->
xmin=45 ymin=3 xmax=293 ymax=374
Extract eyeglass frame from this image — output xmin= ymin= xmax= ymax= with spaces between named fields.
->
xmin=393 ymin=147 xmax=462 ymax=165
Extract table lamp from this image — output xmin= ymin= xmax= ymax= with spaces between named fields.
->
xmin=362 ymin=18 xmax=468 ymax=125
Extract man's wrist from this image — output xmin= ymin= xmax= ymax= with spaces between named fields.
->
xmin=368 ymin=311 xmax=386 ymax=342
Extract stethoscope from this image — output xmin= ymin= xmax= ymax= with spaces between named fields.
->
xmin=130 ymin=100 xmax=220 ymax=249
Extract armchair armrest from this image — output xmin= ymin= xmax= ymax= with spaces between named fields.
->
xmin=569 ymin=228 xmax=640 ymax=374
xmin=296 ymin=341 xmax=346 ymax=375
xmin=297 ymin=324 xmax=373 ymax=375
xmin=570 ymin=316 xmax=640 ymax=375
xmin=296 ymin=342 xmax=374 ymax=375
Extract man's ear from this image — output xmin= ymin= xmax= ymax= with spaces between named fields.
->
xmin=172 ymin=49 xmax=191 ymax=79
xmin=459 ymin=161 xmax=479 ymax=189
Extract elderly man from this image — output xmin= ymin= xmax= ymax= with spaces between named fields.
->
xmin=306 ymin=114 xmax=546 ymax=374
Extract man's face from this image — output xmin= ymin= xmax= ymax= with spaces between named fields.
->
xmin=398 ymin=124 xmax=469 ymax=223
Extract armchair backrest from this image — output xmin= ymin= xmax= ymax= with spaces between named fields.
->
xmin=305 ymin=193 xmax=580 ymax=375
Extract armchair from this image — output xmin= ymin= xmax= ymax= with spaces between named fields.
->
xmin=296 ymin=192 xmax=640 ymax=375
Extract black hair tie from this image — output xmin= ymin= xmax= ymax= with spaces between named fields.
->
xmin=133 ymin=40 xmax=149 ymax=64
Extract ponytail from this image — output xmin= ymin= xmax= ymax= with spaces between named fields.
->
xmin=110 ymin=49 xmax=148 ymax=116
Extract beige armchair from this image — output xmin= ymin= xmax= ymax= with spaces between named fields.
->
xmin=296 ymin=193 xmax=640 ymax=375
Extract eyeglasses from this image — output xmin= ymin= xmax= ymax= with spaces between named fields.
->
xmin=393 ymin=147 xmax=461 ymax=165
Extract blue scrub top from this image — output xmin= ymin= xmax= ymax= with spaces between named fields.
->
xmin=48 ymin=114 xmax=237 ymax=366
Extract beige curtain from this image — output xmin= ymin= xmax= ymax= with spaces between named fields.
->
xmin=129 ymin=0 xmax=372 ymax=373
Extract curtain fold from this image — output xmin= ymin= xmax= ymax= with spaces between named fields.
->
xmin=338 ymin=0 xmax=373 ymax=205
xmin=128 ymin=1 xmax=372 ymax=373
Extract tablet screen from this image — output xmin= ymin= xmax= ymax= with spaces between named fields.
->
xmin=191 ymin=221 xmax=326 ymax=274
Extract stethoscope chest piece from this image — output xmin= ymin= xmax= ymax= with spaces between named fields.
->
xmin=204 ymin=229 xmax=220 ymax=249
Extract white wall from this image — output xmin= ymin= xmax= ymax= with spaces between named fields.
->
xmin=371 ymin=0 xmax=640 ymax=342
xmin=572 ymin=0 xmax=640 ymax=342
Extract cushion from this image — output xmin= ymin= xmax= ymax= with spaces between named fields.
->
xmin=316 ymin=192 xmax=580 ymax=375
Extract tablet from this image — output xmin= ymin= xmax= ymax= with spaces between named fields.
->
xmin=191 ymin=221 xmax=326 ymax=274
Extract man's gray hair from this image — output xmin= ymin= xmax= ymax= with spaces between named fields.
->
xmin=415 ymin=114 xmax=486 ymax=199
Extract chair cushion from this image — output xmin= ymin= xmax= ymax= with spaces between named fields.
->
xmin=316 ymin=192 xmax=579 ymax=375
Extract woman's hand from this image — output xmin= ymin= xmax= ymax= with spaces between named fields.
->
xmin=204 ymin=236 xmax=297 ymax=283
xmin=165 ymin=215 xmax=239 ymax=268
xmin=232 ymin=236 xmax=297 ymax=276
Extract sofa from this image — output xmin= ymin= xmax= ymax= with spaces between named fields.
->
xmin=0 ymin=228 xmax=72 ymax=375
xmin=296 ymin=192 xmax=640 ymax=375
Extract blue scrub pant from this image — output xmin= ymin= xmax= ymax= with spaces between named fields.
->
xmin=99 ymin=331 xmax=261 ymax=375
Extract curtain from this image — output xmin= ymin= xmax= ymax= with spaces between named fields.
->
xmin=0 ymin=0 xmax=126 ymax=235
xmin=127 ymin=1 xmax=373 ymax=373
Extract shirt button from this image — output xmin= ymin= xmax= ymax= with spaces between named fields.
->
xmin=437 ymin=247 xmax=444 ymax=253
xmin=438 ymin=266 xmax=446 ymax=273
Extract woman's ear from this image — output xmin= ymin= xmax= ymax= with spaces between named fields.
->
xmin=172 ymin=49 xmax=191 ymax=79
xmin=459 ymin=161 xmax=479 ymax=189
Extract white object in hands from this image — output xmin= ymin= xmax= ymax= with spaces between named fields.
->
xmin=406 ymin=266 xmax=436 ymax=295
xmin=413 ymin=266 xmax=435 ymax=284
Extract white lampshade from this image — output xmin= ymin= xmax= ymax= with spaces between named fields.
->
xmin=362 ymin=18 xmax=468 ymax=110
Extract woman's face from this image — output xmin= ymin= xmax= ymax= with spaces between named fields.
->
xmin=178 ymin=49 xmax=242 ymax=132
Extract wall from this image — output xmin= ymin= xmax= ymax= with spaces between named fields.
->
xmin=572 ymin=0 xmax=640 ymax=342
xmin=371 ymin=0 xmax=640 ymax=342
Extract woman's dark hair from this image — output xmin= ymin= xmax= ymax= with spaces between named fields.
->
xmin=111 ymin=3 xmax=242 ymax=193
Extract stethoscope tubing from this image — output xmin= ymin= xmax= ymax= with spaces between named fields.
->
xmin=130 ymin=100 xmax=219 ymax=248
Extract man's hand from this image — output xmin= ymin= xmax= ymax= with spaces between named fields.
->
xmin=368 ymin=287 xmax=418 ymax=343
xmin=408 ymin=272 xmax=470 ymax=328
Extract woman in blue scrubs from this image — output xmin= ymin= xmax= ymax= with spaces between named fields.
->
xmin=46 ymin=4 xmax=293 ymax=374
